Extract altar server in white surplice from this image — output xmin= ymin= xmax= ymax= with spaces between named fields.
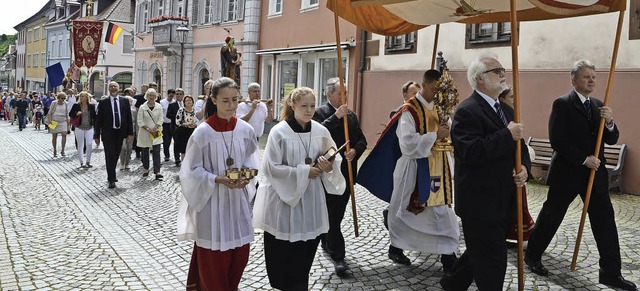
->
xmin=253 ymin=87 xmax=346 ymax=291
xmin=177 ymin=77 xmax=258 ymax=291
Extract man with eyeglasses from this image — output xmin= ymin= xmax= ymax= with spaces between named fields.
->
xmin=166 ymin=88 xmax=185 ymax=166
xmin=236 ymin=82 xmax=274 ymax=142
xmin=441 ymin=52 xmax=530 ymax=290
xmin=313 ymin=77 xmax=368 ymax=277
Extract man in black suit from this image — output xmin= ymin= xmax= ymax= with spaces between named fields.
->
xmin=525 ymin=60 xmax=636 ymax=290
xmin=166 ymin=88 xmax=185 ymax=166
xmin=441 ymin=53 xmax=530 ymax=290
xmin=94 ymin=81 xmax=134 ymax=189
xmin=313 ymin=77 xmax=367 ymax=277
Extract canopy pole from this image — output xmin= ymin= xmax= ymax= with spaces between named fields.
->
xmin=571 ymin=9 xmax=625 ymax=271
xmin=332 ymin=0 xmax=359 ymax=237
xmin=508 ymin=0 xmax=524 ymax=290
xmin=431 ymin=24 xmax=440 ymax=69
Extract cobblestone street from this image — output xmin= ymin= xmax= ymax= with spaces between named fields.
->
xmin=1 ymin=121 xmax=639 ymax=290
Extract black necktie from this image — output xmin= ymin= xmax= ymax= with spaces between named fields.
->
xmin=494 ymin=102 xmax=509 ymax=127
xmin=113 ymin=98 xmax=121 ymax=128
xmin=584 ymin=99 xmax=592 ymax=119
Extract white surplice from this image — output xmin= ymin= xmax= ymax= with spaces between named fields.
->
xmin=177 ymin=119 xmax=258 ymax=252
xmin=388 ymin=95 xmax=460 ymax=254
xmin=253 ymin=120 xmax=346 ymax=242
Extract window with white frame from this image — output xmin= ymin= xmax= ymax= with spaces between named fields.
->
xmin=27 ymin=30 xmax=31 ymax=42
xmin=269 ymin=0 xmax=282 ymax=15
xmin=41 ymin=52 xmax=45 ymax=67
xmin=58 ymin=38 xmax=63 ymax=58
xmin=34 ymin=27 xmax=39 ymax=42
xmin=27 ymin=55 xmax=31 ymax=67
xmin=176 ymin=0 xmax=184 ymax=17
xmin=51 ymin=40 xmax=56 ymax=57
xmin=301 ymin=0 xmax=318 ymax=10
xmin=203 ymin=0 xmax=213 ymax=23
xmin=66 ymin=34 xmax=70 ymax=56
xmin=155 ymin=0 xmax=164 ymax=17
xmin=222 ymin=0 xmax=244 ymax=22
xmin=385 ymin=31 xmax=417 ymax=54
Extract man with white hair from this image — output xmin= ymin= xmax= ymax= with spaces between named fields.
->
xmin=236 ymin=82 xmax=273 ymax=141
xmin=441 ymin=53 xmax=530 ymax=290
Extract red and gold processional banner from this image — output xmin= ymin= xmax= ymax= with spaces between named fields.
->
xmin=72 ymin=20 xmax=103 ymax=69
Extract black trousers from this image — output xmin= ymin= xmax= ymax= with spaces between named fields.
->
xmin=526 ymin=183 xmax=622 ymax=275
xmin=162 ymin=122 xmax=172 ymax=159
xmin=102 ymin=129 xmax=125 ymax=182
xmin=264 ymin=232 xmax=319 ymax=291
xmin=172 ymin=132 xmax=181 ymax=162
xmin=320 ymin=189 xmax=351 ymax=261
xmin=444 ymin=218 xmax=508 ymax=291
xmin=142 ymin=144 xmax=161 ymax=174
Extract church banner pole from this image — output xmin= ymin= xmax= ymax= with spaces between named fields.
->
xmin=508 ymin=0 xmax=524 ymax=289
xmin=431 ymin=24 xmax=440 ymax=69
xmin=571 ymin=9 xmax=624 ymax=271
xmin=333 ymin=0 xmax=359 ymax=237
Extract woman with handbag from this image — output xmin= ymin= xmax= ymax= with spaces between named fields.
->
xmin=173 ymin=95 xmax=197 ymax=161
xmin=137 ymin=88 xmax=164 ymax=180
xmin=47 ymin=92 xmax=69 ymax=158
xmin=69 ymin=91 xmax=97 ymax=168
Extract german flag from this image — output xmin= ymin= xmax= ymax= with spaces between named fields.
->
xmin=105 ymin=22 xmax=123 ymax=44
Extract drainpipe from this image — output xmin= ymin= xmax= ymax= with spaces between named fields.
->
xmin=356 ymin=28 xmax=367 ymax=118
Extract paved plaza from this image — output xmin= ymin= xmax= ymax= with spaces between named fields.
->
xmin=0 ymin=121 xmax=639 ymax=290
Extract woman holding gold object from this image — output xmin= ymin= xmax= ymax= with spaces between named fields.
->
xmin=177 ymin=77 xmax=258 ymax=291
xmin=253 ymin=87 xmax=345 ymax=290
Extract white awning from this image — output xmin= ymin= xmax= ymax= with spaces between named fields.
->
xmin=256 ymin=42 xmax=352 ymax=55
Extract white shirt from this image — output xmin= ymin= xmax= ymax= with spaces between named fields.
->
xmin=160 ymin=98 xmax=175 ymax=123
xmin=111 ymin=96 xmax=122 ymax=129
xmin=236 ymin=101 xmax=268 ymax=137
xmin=66 ymin=95 xmax=77 ymax=114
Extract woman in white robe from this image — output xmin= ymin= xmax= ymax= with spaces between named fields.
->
xmin=253 ymin=87 xmax=346 ymax=291
xmin=177 ymin=77 xmax=258 ymax=291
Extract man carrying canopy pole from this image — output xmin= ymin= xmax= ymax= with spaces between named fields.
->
xmin=525 ymin=60 xmax=636 ymax=291
xmin=442 ymin=52 xmax=531 ymax=290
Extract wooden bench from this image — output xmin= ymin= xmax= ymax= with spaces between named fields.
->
xmin=527 ymin=137 xmax=627 ymax=191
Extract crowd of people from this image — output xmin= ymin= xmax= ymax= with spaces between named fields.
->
xmin=0 ymin=51 xmax=636 ymax=291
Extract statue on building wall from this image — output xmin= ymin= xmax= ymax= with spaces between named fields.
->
xmin=220 ymin=36 xmax=241 ymax=85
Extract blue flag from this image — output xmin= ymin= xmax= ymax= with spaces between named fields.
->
xmin=46 ymin=63 xmax=65 ymax=87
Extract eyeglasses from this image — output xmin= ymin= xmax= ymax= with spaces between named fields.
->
xmin=483 ymin=67 xmax=506 ymax=75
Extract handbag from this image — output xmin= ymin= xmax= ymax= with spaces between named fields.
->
xmin=146 ymin=110 xmax=162 ymax=141
xmin=70 ymin=115 xmax=81 ymax=126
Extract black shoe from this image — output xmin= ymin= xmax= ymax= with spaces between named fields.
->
xmin=164 ymin=157 xmax=170 ymax=162
xmin=108 ymin=182 xmax=116 ymax=189
xmin=334 ymin=260 xmax=349 ymax=276
xmin=383 ymin=208 xmax=389 ymax=230
xmin=441 ymin=254 xmax=457 ymax=273
xmin=175 ymin=161 xmax=181 ymax=167
xmin=142 ymin=171 xmax=149 ymax=177
xmin=600 ymin=271 xmax=637 ymax=290
xmin=388 ymin=247 xmax=411 ymax=265
xmin=524 ymin=254 xmax=548 ymax=276
xmin=155 ymin=174 xmax=164 ymax=181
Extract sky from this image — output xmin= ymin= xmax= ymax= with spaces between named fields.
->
xmin=0 ymin=0 xmax=51 ymax=35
